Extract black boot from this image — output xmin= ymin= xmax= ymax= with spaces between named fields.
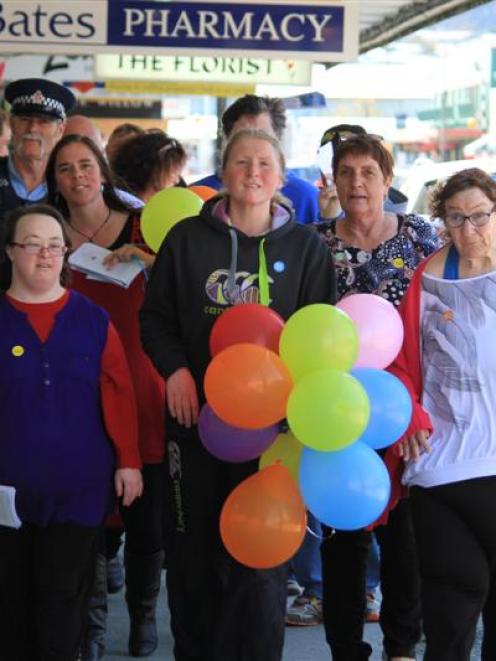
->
xmin=80 ymin=552 xmax=107 ymax=661
xmin=104 ymin=527 xmax=124 ymax=594
xmin=125 ymin=549 xmax=164 ymax=658
xmin=107 ymin=554 xmax=125 ymax=594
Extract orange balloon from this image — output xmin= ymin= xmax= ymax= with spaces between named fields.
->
xmin=188 ymin=185 xmax=218 ymax=201
xmin=204 ymin=343 xmax=292 ymax=429
xmin=220 ymin=465 xmax=307 ymax=569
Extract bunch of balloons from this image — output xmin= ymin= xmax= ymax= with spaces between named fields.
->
xmin=141 ymin=184 xmax=217 ymax=252
xmin=283 ymin=296 xmax=411 ymax=532
xmin=201 ymin=296 xmax=412 ymax=569
xmin=202 ymin=304 xmax=306 ymax=569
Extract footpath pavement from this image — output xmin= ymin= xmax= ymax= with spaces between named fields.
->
xmin=104 ymin=574 xmax=482 ymax=660
xmin=104 ymin=574 xmax=392 ymax=660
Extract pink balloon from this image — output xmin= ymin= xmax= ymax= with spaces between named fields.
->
xmin=336 ymin=294 xmax=404 ymax=369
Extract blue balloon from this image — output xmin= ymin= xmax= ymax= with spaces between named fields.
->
xmin=299 ymin=443 xmax=391 ymax=530
xmin=351 ymin=368 xmax=412 ymax=450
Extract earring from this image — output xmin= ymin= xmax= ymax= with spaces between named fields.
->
xmin=100 ymin=182 xmax=105 ymax=193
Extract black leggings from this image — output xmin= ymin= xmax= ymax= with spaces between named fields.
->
xmin=0 ymin=522 xmax=99 ymax=661
xmin=411 ymin=476 xmax=496 ymax=661
xmin=321 ymin=497 xmax=421 ymax=660
xmin=120 ymin=462 xmax=166 ymax=555
xmin=164 ymin=435 xmax=287 ymax=661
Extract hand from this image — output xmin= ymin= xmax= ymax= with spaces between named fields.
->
xmin=167 ymin=367 xmax=199 ymax=428
xmin=397 ymin=430 xmax=432 ymax=462
xmin=319 ymin=182 xmax=342 ymax=219
xmin=103 ymin=245 xmax=155 ymax=269
xmin=115 ymin=468 xmax=143 ymax=506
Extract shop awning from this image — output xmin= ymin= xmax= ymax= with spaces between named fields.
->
xmin=359 ymin=0 xmax=492 ymax=53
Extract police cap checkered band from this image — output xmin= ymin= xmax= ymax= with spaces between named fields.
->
xmin=4 ymin=78 xmax=76 ymax=121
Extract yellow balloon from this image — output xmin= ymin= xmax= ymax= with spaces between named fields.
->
xmin=279 ymin=304 xmax=359 ymax=382
xmin=287 ymin=369 xmax=370 ymax=451
xmin=259 ymin=432 xmax=303 ymax=484
xmin=141 ymin=187 xmax=203 ymax=252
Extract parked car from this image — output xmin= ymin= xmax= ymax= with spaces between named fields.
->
xmin=394 ymin=158 xmax=496 ymax=216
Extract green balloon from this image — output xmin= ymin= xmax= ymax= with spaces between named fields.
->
xmin=287 ymin=369 xmax=370 ymax=451
xmin=279 ymin=304 xmax=358 ymax=382
xmin=141 ymin=187 xmax=203 ymax=252
xmin=259 ymin=432 xmax=303 ymax=484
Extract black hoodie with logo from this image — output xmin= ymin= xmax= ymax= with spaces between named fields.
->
xmin=140 ymin=197 xmax=336 ymax=438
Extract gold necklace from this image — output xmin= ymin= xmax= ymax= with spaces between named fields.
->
xmin=69 ymin=208 xmax=112 ymax=243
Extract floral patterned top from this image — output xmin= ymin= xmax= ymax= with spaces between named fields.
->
xmin=316 ymin=214 xmax=439 ymax=306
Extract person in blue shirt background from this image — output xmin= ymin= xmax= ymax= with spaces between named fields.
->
xmin=193 ymin=94 xmax=319 ymax=225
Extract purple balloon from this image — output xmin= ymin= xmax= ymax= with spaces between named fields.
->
xmin=198 ymin=404 xmax=278 ymax=462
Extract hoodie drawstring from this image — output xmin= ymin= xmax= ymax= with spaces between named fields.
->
xmin=226 ymin=229 xmax=270 ymax=306
xmin=226 ymin=228 xmax=239 ymax=305
xmin=258 ymin=238 xmax=270 ymax=306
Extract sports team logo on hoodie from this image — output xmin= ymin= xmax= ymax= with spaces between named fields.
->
xmin=205 ymin=269 xmax=273 ymax=306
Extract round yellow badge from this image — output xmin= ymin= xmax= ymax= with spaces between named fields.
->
xmin=11 ymin=345 xmax=25 ymax=357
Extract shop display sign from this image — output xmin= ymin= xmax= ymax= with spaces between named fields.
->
xmin=0 ymin=1 xmax=358 ymax=63
xmin=96 ymin=54 xmax=312 ymax=85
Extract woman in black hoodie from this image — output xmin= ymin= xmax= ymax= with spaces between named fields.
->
xmin=140 ymin=128 xmax=335 ymax=661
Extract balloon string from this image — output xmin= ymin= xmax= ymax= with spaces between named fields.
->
xmin=306 ymin=525 xmax=335 ymax=541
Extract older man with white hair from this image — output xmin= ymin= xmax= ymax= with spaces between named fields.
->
xmin=0 ymin=77 xmax=75 ymax=221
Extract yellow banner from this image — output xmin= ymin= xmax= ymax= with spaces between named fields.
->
xmin=105 ymin=80 xmax=255 ymax=97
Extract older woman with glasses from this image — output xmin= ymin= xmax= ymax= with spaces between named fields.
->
xmin=0 ymin=204 xmax=142 ymax=661
xmin=316 ymin=133 xmax=439 ymax=661
xmin=390 ymin=168 xmax=496 ymax=661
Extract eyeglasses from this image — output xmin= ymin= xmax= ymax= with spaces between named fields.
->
xmin=10 ymin=241 xmax=67 ymax=256
xmin=444 ymin=208 xmax=495 ymax=229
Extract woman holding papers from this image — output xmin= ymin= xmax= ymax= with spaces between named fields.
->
xmin=46 ymin=135 xmax=167 ymax=658
xmin=140 ymin=128 xmax=336 ymax=661
xmin=0 ymin=204 xmax=142 ymax=661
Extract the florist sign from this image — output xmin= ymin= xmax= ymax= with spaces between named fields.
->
xmin=0 ymin=1 xmax=359 ymax=62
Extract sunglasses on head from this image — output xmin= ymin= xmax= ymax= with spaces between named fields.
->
xmin=320 ymin=125 xmax=383 ymax=149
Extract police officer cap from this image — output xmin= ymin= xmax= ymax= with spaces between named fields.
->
xmin=4 ymin=78 xmax=76 ymax=121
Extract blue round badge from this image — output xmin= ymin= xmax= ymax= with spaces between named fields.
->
xmin=273 ymin=260 xmax=286 ymax=273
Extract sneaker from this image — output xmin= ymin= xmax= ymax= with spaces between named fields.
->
xmin=287 ymin=578 xmax=304 ymax=597
xmin=365 ymin=591 xmax=380 ymax=623
xmin=285 ymin=595 xmax=323 ymax=627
